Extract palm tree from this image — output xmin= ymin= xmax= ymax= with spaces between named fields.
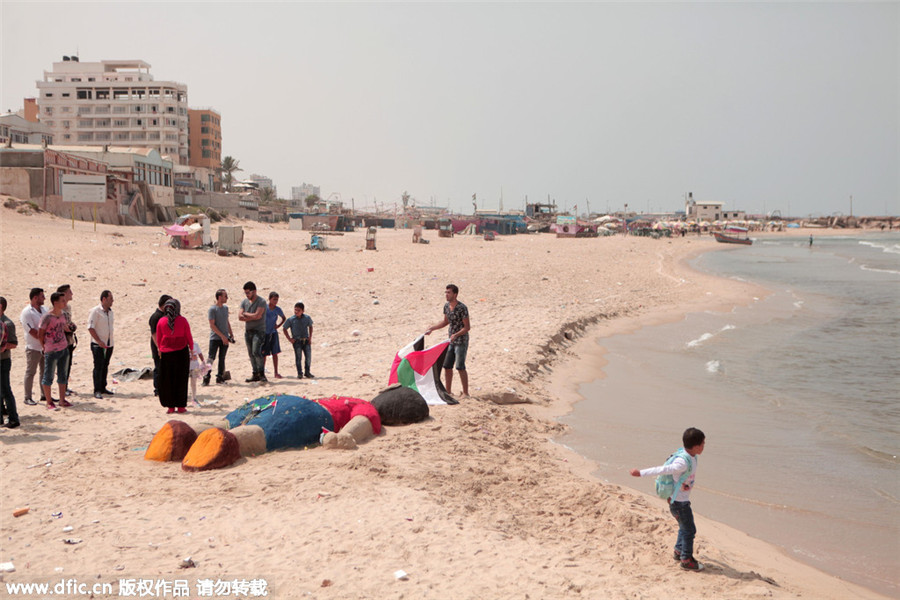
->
xmin=220 ymin=156 xmax=242 ymax=192
xmin=259 ymin=187 xmax=276 ymax=204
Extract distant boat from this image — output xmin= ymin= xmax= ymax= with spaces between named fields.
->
xmin=714 ymin=227 xmax=752 ymax=245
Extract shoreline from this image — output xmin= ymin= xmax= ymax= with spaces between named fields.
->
xmin=0 ymin=206 xmax=893 ymax=599
xmin=536 ymin=239 xmax=893 ymax=599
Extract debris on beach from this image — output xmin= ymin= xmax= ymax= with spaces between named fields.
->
xmin=13 ymin=507 xmax=29 ymax=517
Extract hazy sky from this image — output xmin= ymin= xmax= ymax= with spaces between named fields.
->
xmin=2 ymin=2 xmax=897 ymax=217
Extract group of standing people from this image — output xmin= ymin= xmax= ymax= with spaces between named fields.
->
xmin=146 ymin=281 xmax=316 ymax=414
xmin=0 ymin=285 xmax=116 ymax=429
xmin=2 ymin=280 xmax=471 ymax=426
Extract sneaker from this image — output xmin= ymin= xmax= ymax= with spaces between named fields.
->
xmin=258 ymin=375 xmax=268 ymax=383
xmin=245 ymin=375 xmax=259 ymax=383
xmin=66 ymin=389 xmax=74 ymax=396
xmin=304 ymin=373 xmax=314 ymax=379
xmin=680 ymin=558 xmax=705 ymax=571
xmin=93 ymin=392 xmax=103 ymax=399
xmin=673 ymin=550 xmax=682 ymax=562
xmin=46 ymin=401 xmax=58 ymax=410
xmin=166 ymin=407 xmax=175 ymax=414
xmin=296 ymin=373 xmax=304 ymax=379
xmin=59 ymin=399 xmax=73 ymax=408
xmin=4 ymin=421 xmax=20 ymax=429
xmin=176 ymin=407 xmax=187 ymax=414
xmin=24 ymin=398 xmax=37 ymax=406
xmin=101 ymin=389 xmax=115 ymax=395
xmin=202 ymin=376 xmax=210 ymax=387
xmin=274 ymin=373 xmax=283 ymax=379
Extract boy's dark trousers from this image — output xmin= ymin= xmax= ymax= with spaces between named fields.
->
xmin=292 ymin=339 xmax=311 ymax=377
xmin=669 ymin=500 xmax=696 ymax=560
xmin=91 ymin=343 xmax=113 ymax=393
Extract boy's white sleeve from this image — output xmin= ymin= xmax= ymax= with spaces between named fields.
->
xmin=638 ymin=456 xmax=688 ymax=478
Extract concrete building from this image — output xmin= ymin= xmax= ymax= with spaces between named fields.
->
xmin=36 ymin=57 xmax=189 ymax=164
xmin=248 ymin=173 xmax=276 ymax=196
xmin=188 ymin=108 xmax=221 ymax=185
xmin=0 ymin=113 xmax=54 ymax=145
xmin=0 ymin=143 xmax=174 ymax=224
xmin=291 ymin=183 xmax=320 ymax=207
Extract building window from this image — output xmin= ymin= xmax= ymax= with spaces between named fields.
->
xmin=201 ymin=139 xmax=210 ymax=146
xmin=201 ymin=114 xmax=210 ymax=122
xmin=201 ymin=126 xmax=209 ymax=134
xmin=202 ymin=150 xmax=211 ymax=158
xmin=44 ymin=93 xmax=53 ymax=98
xmin=62 ymin=93 xmax=70 ymax=97
xmin=77 ymin=90 xmax=91 ymax=99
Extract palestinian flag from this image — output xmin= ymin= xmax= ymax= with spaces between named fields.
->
xmin=389 ymin=336 xmax=458 ymax=405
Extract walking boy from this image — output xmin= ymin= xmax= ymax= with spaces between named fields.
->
xmin=630 ymin=427 xmax=707 ymax=571
xmin=425 ymin=284 xmax=471 ymax=397
xmin=39 ymin=292 xmax=73 ymax=410
xmin=282 ymin=302 xmax=314 ymax=379
xmin=204 ymin=289 xmax=234 ymax=386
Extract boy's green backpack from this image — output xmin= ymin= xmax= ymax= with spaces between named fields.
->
xmin=655 ymin=448 xmax=693 ymax=502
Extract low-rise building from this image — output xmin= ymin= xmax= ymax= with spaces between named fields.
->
xmin=0 ymin=143 xmax=174 ymax=224
xmin=0 ymin=113 xmax=54 ymax=145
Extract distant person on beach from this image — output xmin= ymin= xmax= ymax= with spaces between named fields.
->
xmin=630 ymin=427 xmax=706 ymax=571
xmin=149 ymin=294 xmax=172 ymax=396
xmin=57 ymin=284 xmax=77 ymax=397
xmin=282 ymin=302 xmax=314 ymax=379
xmin=261 ymin=291 xmax=286 ymax=379
xmin=155 ymin=298 xmax=192 ymax=414
xmin=239 ymin=281 xmax=267 ymax=383
xmin=425 ymin=283 xmax=471 ymax=397
xmin=809 ymin=235 xmax=814 ymax=247
xmin=1 ymin=297 xmax=20 ymax=428
xmin=87 ymin=290 xmax=115 ymax=399
xmin=39 ymin=292 xmax=73 ymax=410
xmin=20 ymin=288 xmax=47 ymax=405
xmin=204 ymin=289 xmax=234 ymax=386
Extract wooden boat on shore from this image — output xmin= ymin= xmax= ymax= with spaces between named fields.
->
xmin=714 ymin=227 xmax=753 ymax=245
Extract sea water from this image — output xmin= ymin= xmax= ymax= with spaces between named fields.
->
xmin=558 ymin=233 xmax=900 ymax=596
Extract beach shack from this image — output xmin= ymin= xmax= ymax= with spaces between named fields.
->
xmin=438 ymin=217 xmax=454 ymax=238
xmin=553 ymin=215 xmax=577 ymax=238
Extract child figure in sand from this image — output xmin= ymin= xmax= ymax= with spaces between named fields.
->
xmin=630 ymin=427 xmax=706 ymax=571
xmin=188 ymin=341 xmax=207 ymax=406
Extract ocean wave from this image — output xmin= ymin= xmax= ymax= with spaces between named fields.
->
xmin=859 ymin=264 xmax=900 ymax=276
xmin=686 ymin=324 xmax=735 ymax=348
xmin=859 ymin=240 xmax=900 ymax=255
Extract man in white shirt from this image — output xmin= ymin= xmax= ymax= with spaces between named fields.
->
xmin=20 ymin=288 xmax=48 ymax=405
xmin=87 ymin=290 xmax=115 ymax=399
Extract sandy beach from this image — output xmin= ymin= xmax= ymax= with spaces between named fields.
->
xmin=0 ymin=204 xmax=891 ymax=600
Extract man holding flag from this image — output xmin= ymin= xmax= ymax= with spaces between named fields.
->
xmin=425 ymin=284 xmax=471 ymax=398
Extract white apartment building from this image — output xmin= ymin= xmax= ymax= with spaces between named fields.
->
xmin=291 ymin=183 xmax=320 ymax=201
xmin=36 ymin=57 xmax=189 ymax=165
xmin=248 ymin=173 xmax=276 ymax=195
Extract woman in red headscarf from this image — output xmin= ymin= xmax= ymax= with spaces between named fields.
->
xmin=156 ymin=298 xmax=192 ymax=414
